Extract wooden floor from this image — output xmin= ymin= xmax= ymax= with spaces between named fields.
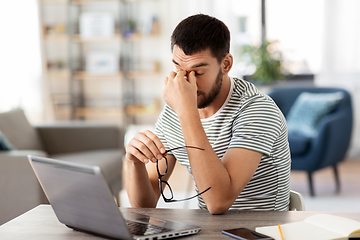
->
xmin=290 ymin=159 xmax=360 ymax=197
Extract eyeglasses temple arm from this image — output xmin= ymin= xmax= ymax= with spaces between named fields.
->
xmin=164 ymin=146 xmax=205 ymax=154
xmin=166 ymin=186 xmax=211 ymax=202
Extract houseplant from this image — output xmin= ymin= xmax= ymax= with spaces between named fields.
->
xmin=238 ymin=41 xmax=288 ymax=84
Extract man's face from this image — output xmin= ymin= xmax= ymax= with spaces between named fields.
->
xmin=172 ymin=45 xmax=223 ymax=109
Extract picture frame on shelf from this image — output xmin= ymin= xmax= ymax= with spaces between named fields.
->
xmin=80 ymin=12 xmax=114 ymax=38
xmin=86 ymin=51 xmax=119 ymax=74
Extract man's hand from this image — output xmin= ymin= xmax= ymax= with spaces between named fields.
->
xmin=125 ymin=130 xmax=169 ymax=208
xmin=162 ymin=70 xmax=197 ymax=114
xmin=125 ymin=130 xmax=165 ymax=164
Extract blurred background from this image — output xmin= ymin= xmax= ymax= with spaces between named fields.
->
xmin=0 ymin=0 xmax=359 ymax=212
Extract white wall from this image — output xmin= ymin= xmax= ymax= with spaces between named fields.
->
xmin=0 ymin=0 xmax=45 ymax=123
xmin=315 ymin=0 xmax=360 ymax=160
xmin=266 ymin=0 xmax=325 ymax=74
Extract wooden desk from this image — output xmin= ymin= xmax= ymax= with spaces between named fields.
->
xmin=0 ymin=205 xmax=359 ymax=239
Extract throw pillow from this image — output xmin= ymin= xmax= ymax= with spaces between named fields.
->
xmin=0 ymin=131 xmax=15 ymax=150
xmin=286 ymin=91 xmax=344 ymax=137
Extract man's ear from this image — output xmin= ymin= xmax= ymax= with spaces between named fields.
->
xmin=222 ymin=53 xmax=233 ymax=74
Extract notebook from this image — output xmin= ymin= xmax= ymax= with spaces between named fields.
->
xmin=28 ymin=155 xmax=201 ymax=240
xmin=256 ymin=214 xmax=360 ymax=240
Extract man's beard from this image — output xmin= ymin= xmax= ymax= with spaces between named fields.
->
xmin=197 ymin=69 xmax=223 ymax=109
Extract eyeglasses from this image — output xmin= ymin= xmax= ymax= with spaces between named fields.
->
xmin=156 ymin=146 xmax=211 ymax=203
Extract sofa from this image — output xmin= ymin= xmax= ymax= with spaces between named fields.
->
xmin=0 ymin=108 xmax=125 ymax=225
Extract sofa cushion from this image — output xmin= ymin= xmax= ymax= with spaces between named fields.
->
xmin=286 ymin=92 xmax=344 ymax=137
xmin=50 ymin=149 xmax=123 ymax=194
xmin=288 ymin=134 xmax=312 ymax=156
xmin=0 ymin=109 xmax=44 ymax=150
xmin=0 ymin=131 xmax=15 ymax=150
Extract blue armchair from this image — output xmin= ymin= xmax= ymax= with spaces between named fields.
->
xmin=268 ymin=87 xmax=353 ymax=196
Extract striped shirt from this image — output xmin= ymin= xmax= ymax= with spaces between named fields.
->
xmin=155 ymin=77 xmax=291 ymax=211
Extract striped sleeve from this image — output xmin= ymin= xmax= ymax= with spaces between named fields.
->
xmin=229 ymin=95 xmax=282 ymax=156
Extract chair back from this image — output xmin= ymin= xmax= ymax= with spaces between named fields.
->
xmin=268 ymin=87 xmax=352 ymax=118
xmin=289 ymin=190 xmax=305 ymax=211
xmin=269 ymin=87 xmax=353 ymax=170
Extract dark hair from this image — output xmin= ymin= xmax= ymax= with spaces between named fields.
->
xmin=171 ymin=14 xmax=230 ymax=63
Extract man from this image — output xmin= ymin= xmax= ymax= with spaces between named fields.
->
xmin=125 ymin=14 xmax=291 ymax=214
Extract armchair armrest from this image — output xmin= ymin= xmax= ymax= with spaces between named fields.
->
xmin=291 ymin=112 xmax=351 ymax=171
xmin=314 ymin=112 xmax=352 ymax=168
xmin=36 ymin=123 xmax=124 ymax=155
xmin=304 ymin=112 xmax=349 ymax=170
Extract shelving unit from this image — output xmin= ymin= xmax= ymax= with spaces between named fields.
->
xmin=40 ymin=0 xmax=163 ymax=126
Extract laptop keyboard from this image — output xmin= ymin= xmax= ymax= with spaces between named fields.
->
xmin=126 ymin=219 xmax=172 ymax=236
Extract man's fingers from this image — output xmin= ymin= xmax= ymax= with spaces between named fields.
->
xmin=126 ymin=137 xmax=154 ymax=163
xmin=175 ymin=71 xmax=186 ymax=80
xmin=169 ymin=71 xmax=177 ymax=79
xmin=169 ymin=70 xmax=186 ymax=82
xmin=188 ymin=71 xmax=197 ymax=86
xmin=134 ymin=132 xmax=161 ymax=162
xmin=143 ymin=130 xmax=166 ymax=157
xmin=126 ymin=130 xmax=165 ymax=164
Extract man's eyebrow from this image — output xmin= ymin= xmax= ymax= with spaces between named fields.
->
xmin=191 ymin=62 xmax=209 ymax=68
xmin=172 ymin=59 xmax=180 ymax=66
xmin=172 ymin=59 xmax=209 ymax=69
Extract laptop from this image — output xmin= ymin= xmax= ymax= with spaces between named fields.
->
xmin=28 ymin=155 xmax=201 ymax=240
